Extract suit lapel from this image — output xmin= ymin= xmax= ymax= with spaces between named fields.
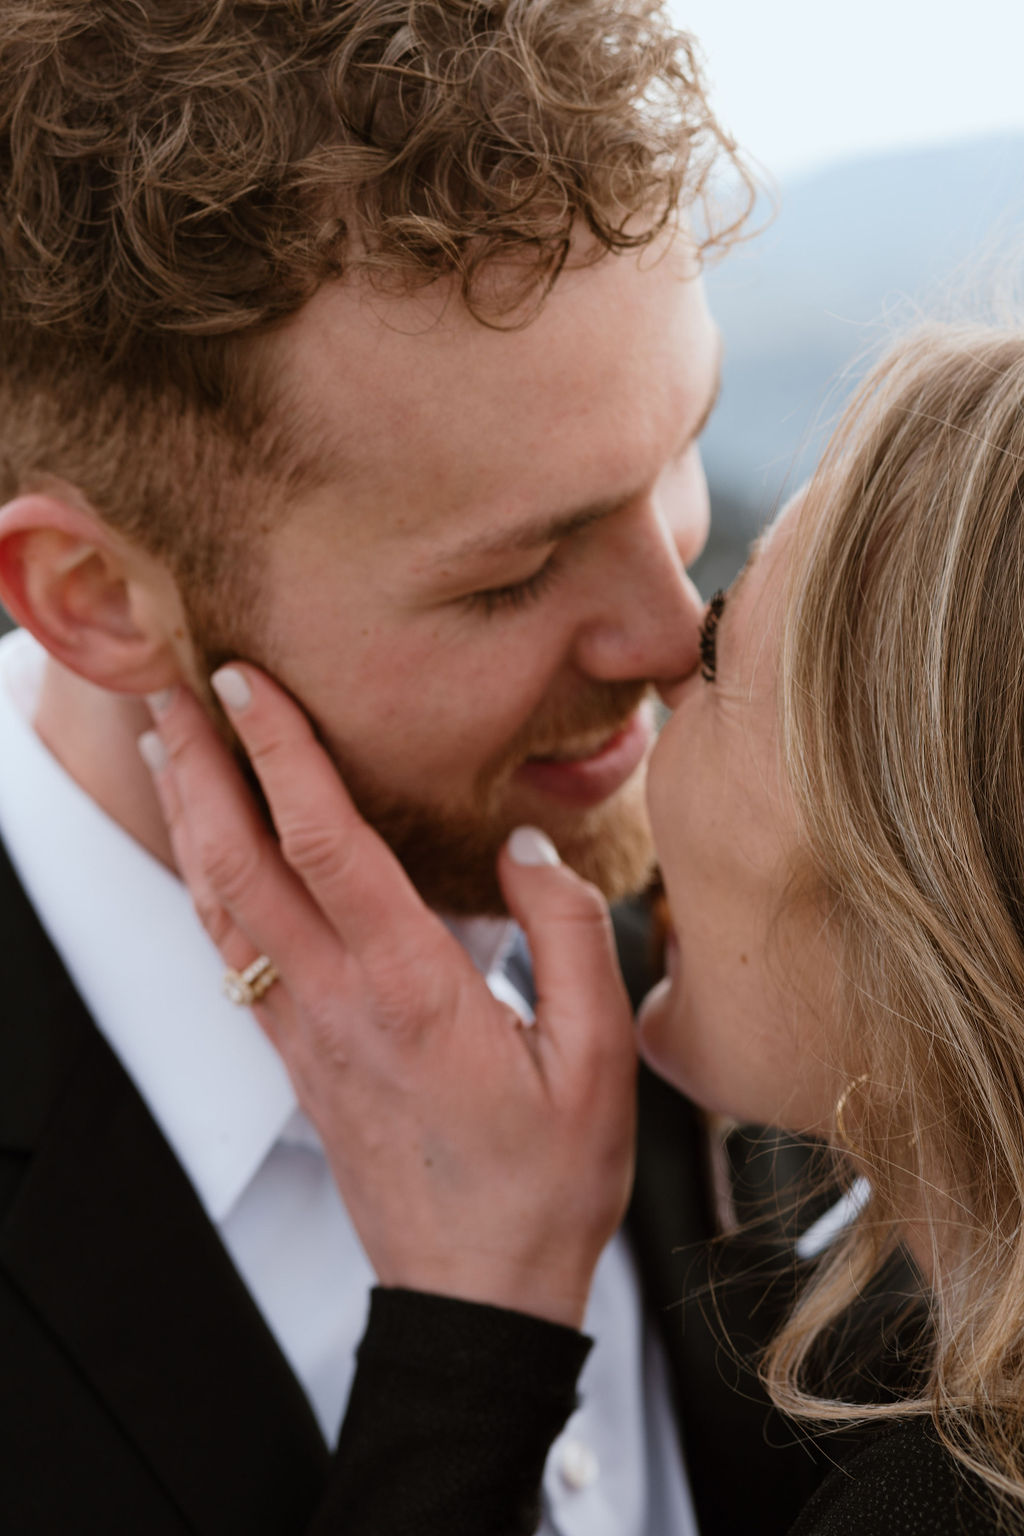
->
xmin=0 ymin=839 xmax=329 ymax=1535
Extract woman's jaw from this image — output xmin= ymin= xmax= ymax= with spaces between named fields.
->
xmin=636 ymin=499 xmax=840 ymax=1138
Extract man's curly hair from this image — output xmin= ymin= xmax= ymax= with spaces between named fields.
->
xmin=0 ymin=0 xmax=751 ymax=600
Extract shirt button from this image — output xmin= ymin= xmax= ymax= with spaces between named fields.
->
xmin=559 ymin=1438 xmax=600 ymax=1491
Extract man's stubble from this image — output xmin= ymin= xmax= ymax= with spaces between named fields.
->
xmin=332 ymin=678 xmax=658 ymax=916
xmin=192 ymin=604 xmax=657 ymax=916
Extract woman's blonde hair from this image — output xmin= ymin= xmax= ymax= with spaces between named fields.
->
xmin=766 ymin=320 xmax=1024 ymax=1510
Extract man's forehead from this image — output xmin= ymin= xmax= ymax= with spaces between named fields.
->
xmin=262 ymin=238 xmax=717 ymax=554
xmin=419 ymin=340 xmax=723 ymax=573
xmin=273 ymin=234 xmax=699 ymax=401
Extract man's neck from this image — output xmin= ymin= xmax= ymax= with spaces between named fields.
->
xmin=34 ymin=656 xmax=176 ymax=870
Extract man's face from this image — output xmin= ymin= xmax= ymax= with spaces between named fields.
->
xmin=220 ymin=239 xmax=718 ymax=914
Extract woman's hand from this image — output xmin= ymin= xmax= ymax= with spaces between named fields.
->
xmin=141 ymin=667 xmax=637 ymax=1329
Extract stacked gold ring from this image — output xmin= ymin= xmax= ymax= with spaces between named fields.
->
xmin=223 ymin=954 xmax=279 ymax=1007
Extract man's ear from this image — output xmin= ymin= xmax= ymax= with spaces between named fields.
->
xmin=0 ymin=493 xmax=185 ymax=694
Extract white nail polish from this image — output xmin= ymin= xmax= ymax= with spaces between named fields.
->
xmin=138 ymin=730 xmax=168 ymax=773
xmin=211 ymin=667 xmax=251 ymax=713
xmin=508 ymin=826 xmax=560 ymax=867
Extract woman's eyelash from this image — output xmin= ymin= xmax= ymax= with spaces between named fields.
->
xmin=699 ymin=590 xmax=727 ymax=681
xmin=464 ymin=552 xmax=563 ymax=616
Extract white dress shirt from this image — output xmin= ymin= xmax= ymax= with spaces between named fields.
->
xmin=0 ymin=629 xmax=697 ymax=1536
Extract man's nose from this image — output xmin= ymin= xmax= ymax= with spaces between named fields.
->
xmin=572 ymin=500 xmax=707 ymax=686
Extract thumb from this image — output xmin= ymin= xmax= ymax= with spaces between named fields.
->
xmin=497 ymin=826 xmax=633 ymax=1058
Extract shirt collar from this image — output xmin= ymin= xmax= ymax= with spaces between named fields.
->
xmin=0 ymin=630 xmax=297 ymax=1221
xmin=443 ymin=913 xmax=517 ymax=978
xmin=0 ymin=631 xmax=522 ymax=1217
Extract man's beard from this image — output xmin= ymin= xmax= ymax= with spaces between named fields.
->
xmin=321 ymin=680 xmax=657 ymax=916
xmin=192 ymin=599 xmax=655 ymax=915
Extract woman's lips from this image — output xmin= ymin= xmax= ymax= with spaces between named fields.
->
xmin=514 ymin=701 xmax=655 ymax=808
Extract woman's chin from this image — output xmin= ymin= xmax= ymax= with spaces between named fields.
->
xmin=635 ymin=977 xmax=687 ymax=1091
xmin=636 ymin=977 xmax=741 ymax=1118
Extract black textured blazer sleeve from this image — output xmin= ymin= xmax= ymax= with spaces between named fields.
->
xmin=315 ymin=1289 xmax=591 ymax=1536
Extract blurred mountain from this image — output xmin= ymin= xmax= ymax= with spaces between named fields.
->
xmin=696 ymin=133 xmax=1024 ymax=589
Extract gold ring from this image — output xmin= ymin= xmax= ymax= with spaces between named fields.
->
xmin=223 ymin=954 xmax=279 ymax=1007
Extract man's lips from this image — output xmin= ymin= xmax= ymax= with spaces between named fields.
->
xmin=514 ymin=701 xmax=655 ymax=808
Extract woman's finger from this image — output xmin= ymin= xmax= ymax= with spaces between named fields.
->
xmin=138 ymin=723 xmax=301 ymax=1055
xmin=498 ymin=827 xmax=636 ymax=1073
xmin=208 ymin=663 xmax=451 ymax=964
xmin=139 ymin=727 xmax=248 ymax=963
xmin=144 ymin=686 xmax=343 ymax=992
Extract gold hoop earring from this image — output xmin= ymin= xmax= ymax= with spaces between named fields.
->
xmin=833 ymin=1073 xmax=870 ymax=1157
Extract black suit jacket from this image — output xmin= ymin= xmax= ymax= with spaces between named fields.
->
xmin=0 ymin=841 xmax=833 ymax=1535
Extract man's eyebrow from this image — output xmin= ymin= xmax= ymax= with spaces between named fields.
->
xmin=428 ymin=498 xmax=631 ymax=571
xmin=428 ymin=343 xmax=725 ymax=572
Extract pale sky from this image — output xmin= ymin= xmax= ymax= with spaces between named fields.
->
xmin=669 ymin=1 xmax=1024 ymax=181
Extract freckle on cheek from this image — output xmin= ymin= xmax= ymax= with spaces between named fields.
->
xmin=739 ymin=954 xmax=748 ymax=965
